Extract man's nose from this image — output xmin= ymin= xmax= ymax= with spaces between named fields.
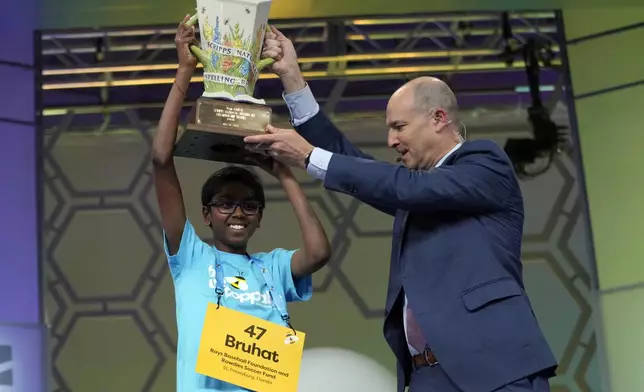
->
xmin=387 ymin=131 xmax=398 ymax=148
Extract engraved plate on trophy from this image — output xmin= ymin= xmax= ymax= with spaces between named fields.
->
xmin=174 ymin=99 xmax=272 ymax=163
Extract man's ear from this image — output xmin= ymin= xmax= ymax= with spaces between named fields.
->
xmin=257 ymin=211 xmax=263 ymax=227
xmin=436 ymin=108 xmax=450 ymax=124
xmin=433 ymin=109 xmax=451 ymax=133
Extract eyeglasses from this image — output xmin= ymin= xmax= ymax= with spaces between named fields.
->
xmin=207 ymin=200 xmax=263 ymax=215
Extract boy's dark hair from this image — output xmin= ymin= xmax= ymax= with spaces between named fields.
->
xmin=201 ymin=166 xmax=265 ymax=207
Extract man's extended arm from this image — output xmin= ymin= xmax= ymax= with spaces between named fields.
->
xmin=281 ymin=76 xmax=397 ymax=216
xmin=266 ymin=26 xmax=372 ymax=162
xmin=321 ymin=140 xmax=516 ymax=214
xmin=282 ymin=82 xmax=371 ymax=160
xmin=261 ymin=27 xmax=393 ymax=215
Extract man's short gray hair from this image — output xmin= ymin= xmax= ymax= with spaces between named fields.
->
xmin=411 ymin=78 xmax=463 ymax=140
xmin=412 ymin=78 xmax=459 ymax=120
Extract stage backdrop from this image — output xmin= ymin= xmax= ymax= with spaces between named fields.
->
xmin=563 ymin=7 xmax=644 ymax=392
xmin=33 ymin=3 xmax=644 ymax=392
xmin=42 ymin=114 xmax=600 ymax=392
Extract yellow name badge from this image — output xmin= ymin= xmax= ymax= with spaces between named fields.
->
xmin=196 ymin=303 xmax=306 ymax=392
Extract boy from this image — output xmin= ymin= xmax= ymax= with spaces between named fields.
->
xmin=151 ymin=15 xmax=332 ymax=391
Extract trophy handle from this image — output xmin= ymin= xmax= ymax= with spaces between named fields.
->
xmin=256 ymin=25 xmax=276 ymax=71
xmin=256 ymin=57 xmax=275 ymax=71
xmin=180 ymin=14 xmax=210 ymax=66
xmin=189 ymin=45 xmax=210 ymax=66
xmin=185 ymin=13 xmax=198 ymax=27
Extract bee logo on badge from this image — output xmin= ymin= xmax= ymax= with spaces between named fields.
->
xmin=225 ymin=276 xmax=248 ymax=291
xmin=284 ymin=333 xmax=299 ymax=345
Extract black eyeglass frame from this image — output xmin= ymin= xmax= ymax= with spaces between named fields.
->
xmin=206 ymin=200 xmax=264 ymax=216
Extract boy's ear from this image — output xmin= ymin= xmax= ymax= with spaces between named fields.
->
xmin=202 ymin=206 xmax=211 ymax=226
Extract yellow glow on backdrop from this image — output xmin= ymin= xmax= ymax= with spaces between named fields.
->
xmin=567 ymin=28 xmax=644 ymax=96
xmin=601 ymin=287 xmax=644 ymax=392
xmin=564 ymin=6 xmax=644 ymax=392
xmin=563 ymin=7 xmax=644 ymax=40
xmin=574 ymin=86 xmax=644 ymax=290
xmin=40 ymin=0 xmax=580 ymax=29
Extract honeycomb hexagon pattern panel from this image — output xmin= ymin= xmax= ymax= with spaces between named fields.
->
xmin=43 ymin=111 xmax=600 ymax=392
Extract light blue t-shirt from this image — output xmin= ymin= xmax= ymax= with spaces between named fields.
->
xmin=164 ymin=220 xmax=313 ymax=392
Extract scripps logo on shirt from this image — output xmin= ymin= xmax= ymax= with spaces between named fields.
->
xmin=207 ymin=265 xmax=273 ymax=307
xmin=223 ymin=286 xmax=272 ymax=307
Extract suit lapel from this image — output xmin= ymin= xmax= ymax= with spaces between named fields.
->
xmin=392 ymin=145 xmax=461 ymax=264
xmin=398 ymin=211 xmax=409 ymax=261
xmin=385 ymin=210 xmax=410 ymax=313
xmin=392 ymin=210 xmax=410 ymax=268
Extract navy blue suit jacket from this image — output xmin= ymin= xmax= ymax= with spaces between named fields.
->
xmin=295 ymin=111 xmax=557 ymax=392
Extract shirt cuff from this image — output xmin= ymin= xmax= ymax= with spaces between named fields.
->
xmin=282 ymin=84 xmax=320 ymax=126
xmin=306 ymin=148 xmax=332 ymax=181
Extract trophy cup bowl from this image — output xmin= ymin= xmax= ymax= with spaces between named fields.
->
xmin=173 ymin=0 xmax=275 ymax=165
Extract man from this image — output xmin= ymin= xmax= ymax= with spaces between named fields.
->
xmin=243 ymin=27 xmax=558 ymax=392
xmin=152 ymin=17 xmax=331 ymax=391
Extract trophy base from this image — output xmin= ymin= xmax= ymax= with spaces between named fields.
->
xmin=174 ymin=98 xmax=272 ymax=165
